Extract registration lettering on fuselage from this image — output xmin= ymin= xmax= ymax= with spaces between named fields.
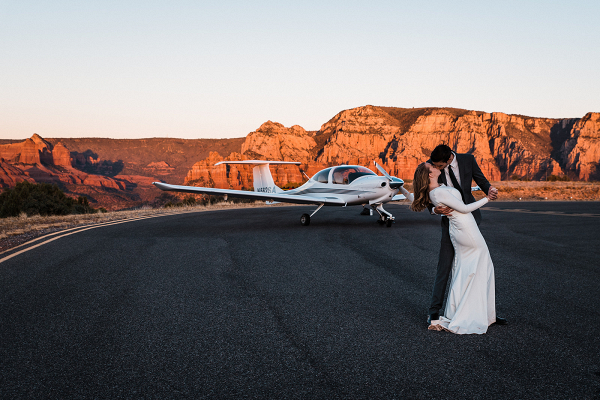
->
xmin=257 ymin=186 xmax=276 ymax=193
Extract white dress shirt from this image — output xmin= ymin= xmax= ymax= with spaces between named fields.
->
xmin=444 ymin=152 xmax=461 ymax=188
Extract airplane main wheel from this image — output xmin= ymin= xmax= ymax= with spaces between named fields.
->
xmin=386 ymin=219 xmax=393 ymax=227
xmin=300 ymin=213 xmax=311 ymax=226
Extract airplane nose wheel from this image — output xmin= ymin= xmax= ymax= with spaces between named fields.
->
xmin=300 ymin=213 xmax=311 ymax=226
xmin=373 ymin=204 xmax=394 ymax=227
xmin=377 ymin=215 xmax=394 ymax=227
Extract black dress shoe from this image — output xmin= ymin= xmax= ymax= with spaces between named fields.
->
xmin=427 ymin=313 xmax=440 ymax=324
xmin=494 ymin=316 xmax=508 ymax=325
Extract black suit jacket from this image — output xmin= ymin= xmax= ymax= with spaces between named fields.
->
xmin=428 ymin=153 xmax=492 ymax=223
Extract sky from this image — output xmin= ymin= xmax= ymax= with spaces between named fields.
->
xmin=1 ymin=1 xmax=599 ymax=140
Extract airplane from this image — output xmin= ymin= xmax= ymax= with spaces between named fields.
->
xmin=153 ymin=160 xmax=412 ymax=227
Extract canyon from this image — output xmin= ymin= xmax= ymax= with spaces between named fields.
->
xmin=1 ymin=106 xmax=598 ymax=210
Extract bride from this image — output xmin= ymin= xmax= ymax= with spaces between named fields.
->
xmin=409 ymin=162 xmax=497 ymax=334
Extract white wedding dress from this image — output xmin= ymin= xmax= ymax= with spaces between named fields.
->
xmin=428 ymin=185 xmax=496 ymax=334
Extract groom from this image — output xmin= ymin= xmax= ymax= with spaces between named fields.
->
xmin=426 ymin=144 xmax=507 ymax=325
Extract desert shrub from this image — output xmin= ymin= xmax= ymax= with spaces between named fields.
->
xmin=511 ymin=174 xmax=531 ymax=181
xmin=73 ymin=196 xmax=97 ymax=215
xmin=231 ymin=197 xmax=256 ymax=204
xmin=150 ymin=192 xmax=178 ymax=208
xmin=546 ymin=175 xmax=570 ymax=182
xmin=181 ymin=195 xmax=197 ymax=206
xmin=163 ymin=195 xmax=201 ymax=208
xmin=0 ymin=181 xmax=96 ymax=218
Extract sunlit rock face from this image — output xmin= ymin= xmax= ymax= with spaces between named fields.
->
xmin=184 ymin=122 xmax=315 ymax=189
xmin=184 ymin=105 xmax=599 ymax=190
xmin=0 ymin=134 xmax=245 ymax=210
xmin=0 ymin=134 xmax=144 ymax=210
xmin=51 ymin=143 xmax=73 ymax=168
xmin=559 ymin=112 xmax=600 ymax=180
xmin=1 ymin=106 xmax=598 ymax=210
xmin=241 ymin=121 xmax=317 ymax=162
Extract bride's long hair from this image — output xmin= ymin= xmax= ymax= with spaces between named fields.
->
xmin=410 ymin=162 xmax=432 ymax=212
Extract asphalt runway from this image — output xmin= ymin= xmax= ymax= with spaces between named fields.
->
xmin=1 ymin=202 xmax=599 ymax=399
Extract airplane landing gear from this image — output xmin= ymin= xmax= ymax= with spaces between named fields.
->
xmin=373 ymin=204 xmax=394 ymax=227
xmin=376 ymin=215 xmax=393 ymax=227
xmin=300 ymin=213 xmax=311 ymax=226
xmin=300 ymin=203 xmax=324 ymax=226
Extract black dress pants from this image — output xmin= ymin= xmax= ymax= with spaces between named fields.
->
xmin=429 ymin=216 xmax=453 ymax=315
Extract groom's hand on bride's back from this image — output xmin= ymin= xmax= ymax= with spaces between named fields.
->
xmin=434 ymin=206 xmax=454 ymax=215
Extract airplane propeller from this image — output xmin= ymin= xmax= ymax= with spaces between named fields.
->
xmin=374 ymin=161 xmax=404 ymax=189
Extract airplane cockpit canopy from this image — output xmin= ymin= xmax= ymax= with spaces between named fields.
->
xmin=312 ymin=167 xmax=333 ymax=183
xmin=332 ymin=166 xmax=376 ymax=184
xmin=311 ymin=165 xmax=376 ymax=184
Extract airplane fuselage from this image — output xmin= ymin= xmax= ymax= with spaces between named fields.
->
xmin=285 ymin=165 xmax=402 ymax=206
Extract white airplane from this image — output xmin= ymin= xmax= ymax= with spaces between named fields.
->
xmin=153 ymin=160 xmax=411 ymax=227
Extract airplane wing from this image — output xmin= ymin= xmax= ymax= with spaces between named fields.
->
xmin=153 ymin=182 xmax=346 ymax=206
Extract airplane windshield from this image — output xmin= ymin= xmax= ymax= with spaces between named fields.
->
xmin=312 ymin=167 xmax=333 ymax=183
xmin=332 ymin=166 xmax=376 ymax=184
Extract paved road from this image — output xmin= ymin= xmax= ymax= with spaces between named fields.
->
xmin=1 ymin=202 xmax=599 ymax=399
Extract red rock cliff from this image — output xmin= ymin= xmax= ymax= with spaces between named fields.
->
xmin=185 ymin=106 xmax=598 ymax=190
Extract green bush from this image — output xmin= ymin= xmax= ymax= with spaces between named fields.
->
xmin=0 ymin=181 xmax=97 ymax=218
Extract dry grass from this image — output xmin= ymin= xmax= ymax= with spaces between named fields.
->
xmin=401 ymin=181 xmax=600 ymax=201
xmin=473 ymin=181 xmax=600 ymax=201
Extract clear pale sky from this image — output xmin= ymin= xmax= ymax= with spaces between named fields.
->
xmin=1 ymin=1 xmax=598 ymax=140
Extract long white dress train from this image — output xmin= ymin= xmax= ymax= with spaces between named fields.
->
xmin=429 ymin=185 xmax=496 ymax=334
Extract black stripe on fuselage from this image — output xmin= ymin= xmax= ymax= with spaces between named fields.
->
xmin=288 ymin=187 xmax=376 ymax=196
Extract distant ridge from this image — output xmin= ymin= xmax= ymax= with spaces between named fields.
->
xmin=1 ymin=106 xmax=598 ymax=210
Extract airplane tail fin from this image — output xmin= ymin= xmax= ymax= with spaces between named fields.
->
xmin=214 ymin=160 xmax=301 ymax=194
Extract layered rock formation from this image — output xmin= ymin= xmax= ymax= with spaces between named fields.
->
xmin=185 ymin=106 xmax=598 ymax=191
xmin=2 ymin=106 xmax=598 ymax=210
xmin=559 ymin=112 xmax=600 ymax=180
xmin=0 ymin=135 xmax=245 ymax=210
xmin=241 ymin=121 xmax=317 ymax=162
xmin=0 ymin=135 xmax=154 ymax=209
xmin=184 ymin=122 xmax=312 ymax=189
